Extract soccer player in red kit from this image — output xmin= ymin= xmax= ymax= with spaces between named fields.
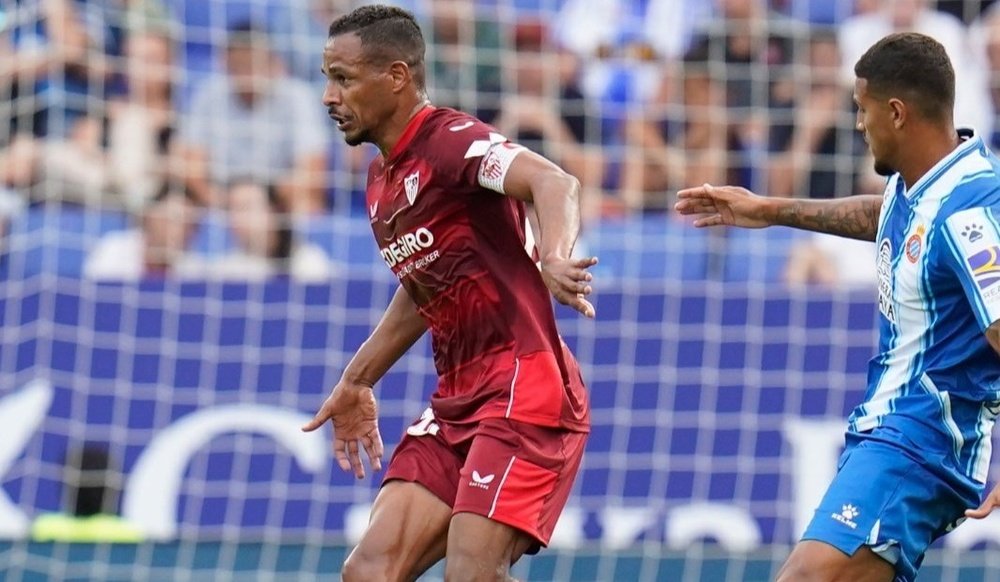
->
xmin=300 ymin=5 xmax=597 ymax=581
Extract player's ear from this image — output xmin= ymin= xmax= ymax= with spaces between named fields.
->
xmin=888 ymin=98 xmax=907 ymax=129
xmin=388 ymin=60 xmax=411 ymax=93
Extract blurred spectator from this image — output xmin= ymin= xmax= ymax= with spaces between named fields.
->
xmin=972 ymin=4 xmax=1000 ymax=149
xmin=106 ymin=29 xmax=178 ymax=212
xmin=838 ymin=0 xmax=993 ymax=138
xmin=554 ymin=0 xmax=714 ymax=101
xmin=179 ymin=20 xmax=327 ymax=214
xmin=10 ymin=106 xmax=110 ymax=206
xmin=784 ymin=231 xmax=877 ymax=288
xmin=31 ymin=443 xmax=142 ymax=543
xmin=425 ymin=0 xmax=503 ymax=122
xmin=0 ymin=29 xmax=177 ymax=210
xmin=936 ymin=0 xmax=998 ymax=23
xmin=778 ymin=0 xmax=857 ymax=25
xmin=200 ymin=180 xmax=332 ymax=281
xmin=492 ymin=20 xmax=603 ymax=221
xmin=0 ymin=185 xmax=25 ymax=245
xmin=0 ymin=0 xmax=105 ymax=140
xmin=273 ymin=0 xmax=428 ymax=86
xmin=683 ymin=0 xmax=811 ymax=191
xmin=767 ymin=29 xmax=866 ymax=199
xmin=271 ymin=0 xmax=355 ymax=85
xmin=618 ymin=46 xmax=733 ymax=212
xmin=84 ymin=182 xmax=200 ymax=279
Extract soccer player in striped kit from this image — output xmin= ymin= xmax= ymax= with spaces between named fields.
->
xmin=677 ymin=32 xmax=1000 ymax=582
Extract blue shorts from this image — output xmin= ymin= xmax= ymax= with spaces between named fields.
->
xmin=801 ymin=437 xmax=981 ymax=582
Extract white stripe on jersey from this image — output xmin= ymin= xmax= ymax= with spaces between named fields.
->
xmin=972 ymin=404 xmax=997 ymax=483
xmin=857 ymin=181 xmax=952 ymax=430
xmin=919 ymin=373 xmax=964 ymax=460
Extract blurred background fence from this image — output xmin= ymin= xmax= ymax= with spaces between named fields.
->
xmin=4 ymin=0 xmax=1000 ymax=580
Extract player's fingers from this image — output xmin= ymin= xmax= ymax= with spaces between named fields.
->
xmin=372 ymin=429 xmax=384 ymax=459
xmin=362 ymin=432 xmax=383 ymax=473
xmin=571 ymin=256 xmax=598 ymax=269
xmin=565 ymin=279 xmax=592 ymax=295
xmin=966 ymin=497 xmax=1000 ymax=519
xmin=676 ymin=183 xmax=713 ymax=199
xmin=675 ymin=198 xmax=717 ymax=214
xmin=333 ymin=438 xmax=352 ymax=473
xmin=346 ymin=439 xmax=364 ymax=479
xmin=301 ymin=407 xmax=330 ymax=432
xmin=569 ymin=295 xmax=596 ymax=318
xmin=565 ymin=267 xmax=593 ymax=283
xmin=692 ymin=214 xmax=723 ymax=228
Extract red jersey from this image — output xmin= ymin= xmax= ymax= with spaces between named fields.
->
xmin=366 ymin=106 xmax=589 ymax=432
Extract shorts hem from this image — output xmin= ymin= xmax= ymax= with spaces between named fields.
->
xmin=799 ymin=532 xmax=864 ymax=559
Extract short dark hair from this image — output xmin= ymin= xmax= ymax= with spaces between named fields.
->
xmin=328 ymin=4 xmax=425 ymax=90
xmin=854 ymin=32 xmax=954 ymax=122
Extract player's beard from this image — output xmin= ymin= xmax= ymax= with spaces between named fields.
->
xmin=873 ymin=158 xmax=895 ymax=177
xmin=343 ymin=127 xmax=370 ymax=147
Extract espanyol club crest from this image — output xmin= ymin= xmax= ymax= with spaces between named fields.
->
xmin=405 ymin=172 xmax=420 ymax=205
xmin=905 ymin=225 xmax=925 ymax=263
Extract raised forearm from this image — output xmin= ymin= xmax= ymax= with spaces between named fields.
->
xmin=530 ymin=170 xmax=582 ymax=261
xmin=765 ymin=195 xmax=882 ymax=241
xmin=342 ymin=285 xmax=427 ymax=387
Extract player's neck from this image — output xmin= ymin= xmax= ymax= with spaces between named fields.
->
xmin=376 ymin=97 xmax=432 ymax=158
xmin=897 ymin=125 xmax=960 ymax=190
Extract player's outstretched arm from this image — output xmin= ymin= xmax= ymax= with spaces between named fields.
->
xmin=502 ymin=150 xmax=598 ymax=318
xmin=302 ymin=285 xmax=427 ymax=478
xmin=675 ymin=183 xmax=882 ymax=242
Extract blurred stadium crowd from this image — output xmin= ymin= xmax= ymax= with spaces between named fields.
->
xmin=1 ymin=0 xmax=999 ymax=283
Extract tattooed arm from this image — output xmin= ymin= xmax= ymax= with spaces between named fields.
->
xmin=674 ymin=184 xmax=882 ymax=242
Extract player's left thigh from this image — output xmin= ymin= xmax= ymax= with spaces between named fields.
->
xmin=342 ymin=481 xmax=452 ymax=582
xmin=444 ymin=512 xmax=534 ymax=581
xmin=776 ymin=540 xmax=894 ymax=582
xmin=797 ymin=439 xmax=977 ymax=582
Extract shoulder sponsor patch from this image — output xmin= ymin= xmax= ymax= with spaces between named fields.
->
xmin=967 ymin=245 xmax=1000 ymax=289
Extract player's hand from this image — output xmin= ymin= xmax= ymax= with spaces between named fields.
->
xmin=966 ymin=483 xmax=1000 ymax=519
xmin=541 ymin=255 xmax=598 ymax=318
xmin=301 ymin=382 xmax=384 ymax=479
xmin=674 ymin=183 xmax=771 ymax=229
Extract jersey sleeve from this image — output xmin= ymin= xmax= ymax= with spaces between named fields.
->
xmin=941 ymin=206 xmax=1000 ymax=330
xmin=430 ymin=112 xmax=526 ymax=195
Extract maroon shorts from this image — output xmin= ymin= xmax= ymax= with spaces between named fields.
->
xmin=383 ymin=407 xmax=588 ymax=550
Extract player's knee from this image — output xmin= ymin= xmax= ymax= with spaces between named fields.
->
xmin=444 ymin=544 xmax=509 ymax=582
xmin=443 ymin=556 xmax=507 ymax=582
xmin=341 ymin=548 xmax=393 ymax=582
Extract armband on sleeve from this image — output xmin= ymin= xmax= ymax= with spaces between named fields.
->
xmin=477 ymin=142 xmax=526 ymax=194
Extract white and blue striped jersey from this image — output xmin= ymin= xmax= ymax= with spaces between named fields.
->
xmin=849 ymin=129 xmax=1000 ymax=487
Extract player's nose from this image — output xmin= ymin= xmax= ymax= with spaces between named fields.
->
xmin=322 ymin=81 xmax=340 ymax=107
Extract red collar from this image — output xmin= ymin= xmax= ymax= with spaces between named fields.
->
xmin=387 ymin=105 xmax=434 ymax=161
